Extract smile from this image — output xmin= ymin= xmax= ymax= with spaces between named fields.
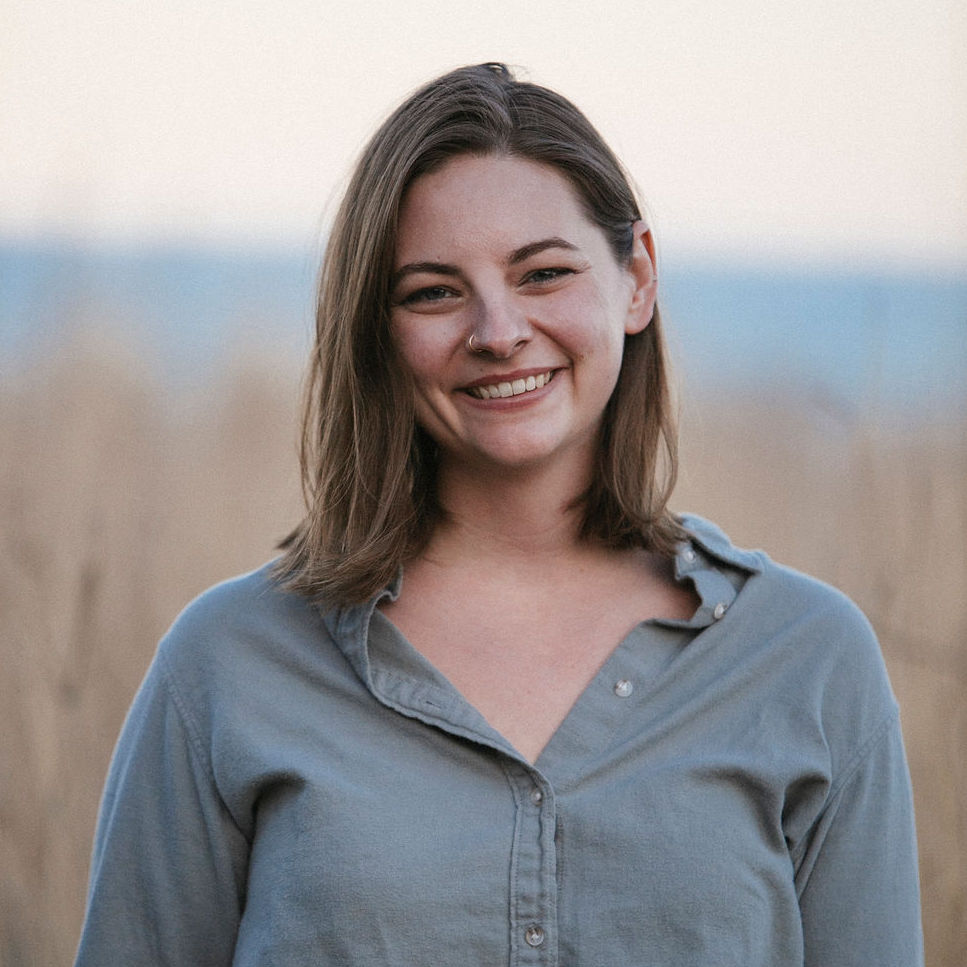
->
xmin=466 ymin=370 xmax=556 ymax=400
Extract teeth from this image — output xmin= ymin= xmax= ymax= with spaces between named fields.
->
xmin=469 ymin=370 xmax=554 ymax=400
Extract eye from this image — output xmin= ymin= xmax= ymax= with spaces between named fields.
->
xmin=395 ymin=285 xmax=457 ymax=307
xmin=522 ymin=266 xmax=575 ymax=287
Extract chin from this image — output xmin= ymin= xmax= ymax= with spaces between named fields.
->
xmin=461 ymin=434 xmax=594 ymax=477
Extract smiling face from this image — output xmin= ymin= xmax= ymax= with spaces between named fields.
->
xmin=390 ymin=153 xmax=656 ymax=483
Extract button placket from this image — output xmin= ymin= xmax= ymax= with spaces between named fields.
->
xmin=503 ymin=763 xmax=557 ymax=964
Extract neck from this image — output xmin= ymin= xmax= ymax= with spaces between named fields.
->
xmin=427 ymin=454 xmax=594 ymax=567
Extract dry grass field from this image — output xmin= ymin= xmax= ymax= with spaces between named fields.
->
xmin=1 ymin=328 xmax=964 ymax=965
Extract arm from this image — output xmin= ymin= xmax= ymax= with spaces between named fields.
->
xmin=75 ymin=652 xmax=249 ymax=966
xmin=794 ymin=713 xmax=923 ymax=967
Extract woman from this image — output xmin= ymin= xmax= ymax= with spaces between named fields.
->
xmin=76 ymin=64 xmax=922 ymax=966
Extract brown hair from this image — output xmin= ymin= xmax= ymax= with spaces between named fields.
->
xmin=276 ymin=63 xmax=685 ymax=604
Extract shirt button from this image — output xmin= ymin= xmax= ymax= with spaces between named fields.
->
xmin=530 ymin=788 xmax=543 ymax=805
xmin=613 ymin=679 xmax=634 ymax=698
xmin=713 ymin=602 xmax=728 ymax=620
xmin=682 ymin=547 xmax=697 ymax=563
xmin=524 ymin=924 xmax=545 ymax=947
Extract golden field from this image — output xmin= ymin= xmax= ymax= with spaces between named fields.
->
xmin=1 ymin=328 xmax=964 ymax=965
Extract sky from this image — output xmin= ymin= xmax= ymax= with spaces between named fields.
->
xmin=2 ymin=0 xmax=965 ymax=271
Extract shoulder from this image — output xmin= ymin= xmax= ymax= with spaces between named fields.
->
xmin=160 ymin=561 xmax=314 ymax=648
xmin=153 ymin=561 xmax=338 ymax=709
xmin=680 ymin=511 xmax=878 ymax=645
xmin=679 ymin=513 xmax=897 ymax=747
xmin=164 ymin=561 xmax=316 ymax=636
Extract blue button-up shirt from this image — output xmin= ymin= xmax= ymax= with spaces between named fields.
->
xmin=75 ymin=515 xmax=923 ymax=965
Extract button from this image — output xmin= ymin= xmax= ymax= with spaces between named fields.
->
xmin=613 ymin=679 xmax=634 ymax=698
xmin=682 ymin=546 xmax=697 ymax=563
xmin=524 ymin=924 xmax=545 ymax=947
xmin=713 ymin=602 xmax=728 ymax=620
xmin=530 ymin=788 xmax=543 ymax=805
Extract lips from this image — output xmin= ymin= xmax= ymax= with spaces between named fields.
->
xmin=465 ymin=370 xmax=556 ymax=400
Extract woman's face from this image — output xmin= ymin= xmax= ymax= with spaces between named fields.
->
xmin=390 ymin=153 xmax=656 ymax=481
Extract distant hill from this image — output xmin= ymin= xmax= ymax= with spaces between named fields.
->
xmin=2 ymin=240 xmax=965 ymax=424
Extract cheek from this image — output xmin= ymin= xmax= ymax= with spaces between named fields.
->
xmin=558 ymin=294 xmax=629 ymax=373
xmin=391 ymin=309 xmax=465 ymax=365
xmin=389 ymin=326 xmax=457 ymax=439
xmin=392 ymin=325 xmax=442 ymax=386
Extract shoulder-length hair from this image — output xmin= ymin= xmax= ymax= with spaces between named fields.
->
xmin=276 ymin=63 xmax=685 ymax=605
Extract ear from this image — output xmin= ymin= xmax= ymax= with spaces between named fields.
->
xmin=624 ymin=220 xmax=658 ymax=335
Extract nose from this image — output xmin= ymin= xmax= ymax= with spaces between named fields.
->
xmin=467 ymin=292 xmax=532 ymax=359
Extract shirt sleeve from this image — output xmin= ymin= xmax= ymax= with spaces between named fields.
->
xmin=794 ymin=712 xmax=924 ymax=967
xmin=74 ymin=650 xmax=249 ymax=966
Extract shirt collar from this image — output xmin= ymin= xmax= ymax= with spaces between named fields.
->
xmin=663 ymin=514 xmax=762 ymax=630
xmin=676 ymin=513 xmax=763 ymax=574
xmin=324 ymin=514 xmax=760 ymax=673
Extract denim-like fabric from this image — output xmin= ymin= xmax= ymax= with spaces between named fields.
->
xmin=75 ymin=515 xmax=923 ymax=966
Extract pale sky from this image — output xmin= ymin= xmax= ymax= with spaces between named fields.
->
xmin=3 ymin=0 xmax=965 ymax=270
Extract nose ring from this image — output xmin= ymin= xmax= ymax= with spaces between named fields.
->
xmin=467 ymin=333 xmax=484 ymax=353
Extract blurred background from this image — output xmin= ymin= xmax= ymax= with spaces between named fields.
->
xmin=1 ymin=1 xmax=965 ymax=963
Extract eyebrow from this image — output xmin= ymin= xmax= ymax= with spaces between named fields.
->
xmin=508 ymin=236 xmax=579 ymax=264
xmin=391 ymin=236 xmax=580 ymax=289
xmin=391 ymin=260 xmax=460 ymax=289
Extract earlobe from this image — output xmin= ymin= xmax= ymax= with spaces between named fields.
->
xmin=625 ymin=221 xmax=658 ymax=335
